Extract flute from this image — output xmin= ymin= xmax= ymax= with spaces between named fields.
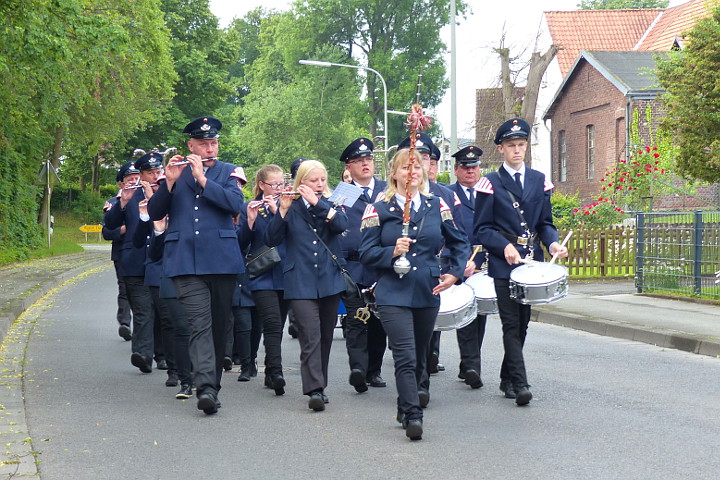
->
xmin=248 ymin=191 xmax=323 ymax=208
xmin=169 ymin=157 xmax=218 ymax=166
xmin=124 ymin=183 xmax=158 ymax=190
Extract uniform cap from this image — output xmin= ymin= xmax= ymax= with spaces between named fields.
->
xmin=116 ymin=161 xmax=140 ymax=182
xmin=451 ymin=145 xmax=483 ymax=167
xmin=182 ymin=116 xmax=222 ymax=139
xmin=135 ymin=152 xmax=164 ymax=171
xmin=398 ymin=132 xmax=434 ymax=154
xmin=494 ymin=118 xmax=530 ymax=145
xmin=290 ymin=158 xmax=307 ymax=179
xmin=339 ymin=138 xmax=374 ymax=163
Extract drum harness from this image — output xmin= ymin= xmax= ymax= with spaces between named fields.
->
xmin=500 ymin=190 xmax=535 ymax=260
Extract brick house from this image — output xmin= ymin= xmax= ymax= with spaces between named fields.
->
xmin=543 ymin=50 xmax=665 ymax=202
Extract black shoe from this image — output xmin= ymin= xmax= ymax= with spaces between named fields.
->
xmin=396 ymin=411 xmax=405 ymax=425
xmin=288 ymin=323 xmax=298 ymax=339
xmin=404 ymin=419 xmax=423 ymax=441
xmin=428 ymin=352 xmax=439 ymax=374
xmin=176 ymin=384 xmax=193 ymax=399
xmin=131 ymin=353 xmax=152 ymax=373
xmin=367 ymin=374 xmax=386 ymax=388
xmin=222 ymin=356 xmax=233 ymax=371
xmin=165 ymin=372 xmax=179 ymax=387
xmin=321 ymin=392 xmax=329 ymax=404
xmin=437 ymin=363 xmax=445 ymax=372
xmin=156 ymin=359 xmax=168 ymax=370
xmin=500 ymin=380 xmax=516 ymax=399
xmin=418 ymin=390 xmax=430 ymax=408
xmin=118 ymin=325 xmax=132 ymax=341
xmin=463 ymin=369 xmax=483 ymax=389
xmin=349 ymin=369 xmax=368 ymax=393
xmin=457 ymin=371 xmax=465 ymax=380
xmin=197 ymin=391 xmax=218 ymax=415
xmin=232 ymin=356 xmax=242 ymax=366
xmin=271 ymin=374 xmax=286 ymax=396
xmin=238 ymin=366 xmax=251 ymax=382
xmin=515 ymin=386 xmax=532 ymax=406
xmin=308 ymin=392 xmax=325 ymax=411
xmin=249 ymin=361 xmax=258 ymax=377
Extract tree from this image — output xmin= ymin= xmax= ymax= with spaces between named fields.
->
xmin=578 ymin=0 xmax=669 ymax=9
xmin=656 ymin=5 xmax=720 ymax=183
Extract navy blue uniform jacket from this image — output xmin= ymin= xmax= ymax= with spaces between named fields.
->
xmin=338 ymin=179 xmax=387 ymax=286
xmin=147 ymin=160 xmax=244 ymax=277
xmin=104 ymin=189 xmax=148 ymax=277
xmin=359 ymin=195 xmax=469 ymax=308
xmin=264 ymin=196 xmax=348 ymax=300
xmin=448 ymin=181 xmax=486 ymax=271
xmin=472 ymin=167 xmax=558 ymax=279
xmin=238 ymin=198 xmax=286 ymax=291
xmin=102 ymin=196 xmax=124 ymax=262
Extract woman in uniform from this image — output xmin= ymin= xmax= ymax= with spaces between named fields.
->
xmin=265 ymin=160 xmax=348 ymax=411
xmin=359 ymin=148 xmax=468 ymax=440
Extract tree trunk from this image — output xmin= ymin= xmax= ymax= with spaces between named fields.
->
xmin=38 ymin=125 xmax=64 ymax=228
xmin=91 ymin=154 xmax=100 ymax=193
xmin=497 ymin=48 xmax=514 ymax=118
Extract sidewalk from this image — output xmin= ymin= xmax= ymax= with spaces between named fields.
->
xmin=533 ymin=279 xmax=720 ymax=358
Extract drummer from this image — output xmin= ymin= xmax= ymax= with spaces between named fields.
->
xmin=359 ymin=147 xmax=468 ymax=441
xmin=473 ymin=118 xmax=568 ymax=406
xmin=447 ymin=145 xmax=487 ymax=390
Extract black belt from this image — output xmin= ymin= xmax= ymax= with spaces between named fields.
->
xmin=346 ymin=253 xmax=360 ymax=262
xmin=498 ymin=230 xmax=536 ymax=246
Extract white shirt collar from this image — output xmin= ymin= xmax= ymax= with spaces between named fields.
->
xmin=503 ymin=163 xmax=525 ymax=178
xmin=353 ymin=177 xmax=376 ymax=196
xmin=394 ymin=192 xmax=421 ymax=212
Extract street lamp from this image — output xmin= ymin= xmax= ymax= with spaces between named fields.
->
xmin=299 ymin=59 xmax=389 ymax=159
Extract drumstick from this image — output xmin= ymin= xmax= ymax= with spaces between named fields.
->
xmin=468 ymin=245 xmax=482 ymax=263
xmin=549 ymin=230 xmax=573 ymax=265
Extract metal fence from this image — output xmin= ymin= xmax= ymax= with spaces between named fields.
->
xmin=636 ymin=211 xmax=720 ymax=298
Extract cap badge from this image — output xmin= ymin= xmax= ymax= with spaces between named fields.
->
xmin=359 ymin=144 xmax=368 ymax=151
xmin=416 ymin=140 xmax=425 ymax=147
xmin=467 ymin=152 xmax=476 ymax=159
xmin=200 ymin=123 xmax=211 ymax=131
xmin=511 ymin=125 xmax=521 ymax=132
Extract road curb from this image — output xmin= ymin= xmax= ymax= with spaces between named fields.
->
xmin=533 ymin=308 xmax=720 ymax=358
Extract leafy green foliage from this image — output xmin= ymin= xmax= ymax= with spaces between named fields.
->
xmin=551 ymin=191 xmax=581 ymax=230
xmin=656 ymin=6 xmax=720 ymax=183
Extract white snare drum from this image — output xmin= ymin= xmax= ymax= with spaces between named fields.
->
xmin=464 ymin=272 xmax=498 ymax=314
xmin=435 ymin=283 xmax=477 ymax=331
xmin=509 ymin=263 xmax=568 ymax=305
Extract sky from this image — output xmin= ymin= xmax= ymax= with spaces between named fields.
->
xmin=209 ymin=0 xmax=688 ymax=141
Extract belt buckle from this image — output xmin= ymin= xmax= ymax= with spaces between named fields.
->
xmin=517 ymin=237 xmax=528 ymax=246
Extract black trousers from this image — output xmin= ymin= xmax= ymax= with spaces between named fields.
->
xmin=230 ymin=306 xmax=261 ymax=367
xmin=114 ymin=262 xmax=131 ymax=327
xmin=456 ymin=314 xmax=488 ymax=374
xmin=342 ymin=288 xmax=386 ymax=377
xmin=173 ymin=274 xmax=235 ymax=395
xmin=495 ymin=278 xmax=531 ymax=388
xmin=378 ymin=305 xmax=438 ymax=422
xmin=292 ymin=294 xmax=341 ymax=395
xmin=123 ymin=276 xmax=154 ymax=363
xmin=251 ymin=290 xmax=289 ymax=376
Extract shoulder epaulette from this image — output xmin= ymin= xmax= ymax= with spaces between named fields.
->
xmin=230 ymin=166 xmax=247 ymax=185
xmin=103 ymin=200 xmax=113 ymax=212
xmin=476 ymin=177 xmax=493 ymax=194
xmin=157 ymin=171 xmax=166 ymax=183
xmin=360 ymin=204 xmax=379 ymax=230
xmin=452 ymin=192 xmax=462 ymax=207
xmin=544 ymin=178 xmax=554 ymax=192
xmin=439 ymin=197 xmax=454 ymax=222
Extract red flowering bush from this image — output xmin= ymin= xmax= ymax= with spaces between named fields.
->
xmin=600 ymin=146 xmax=668 ymax=210
xmin=569 ymin=197 xmax=626 ymax=229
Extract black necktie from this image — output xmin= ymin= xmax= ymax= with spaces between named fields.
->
xmin=362 ymin=186 xmax=370 ymax=202
xmin=514 ymin=172 xmax=523 ymax=193
xmin=467 ymin=187 xmax=474 ymax=204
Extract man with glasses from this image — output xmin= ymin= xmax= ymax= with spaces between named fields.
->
xmin=337 ymin=138 xmax=388 ymax=394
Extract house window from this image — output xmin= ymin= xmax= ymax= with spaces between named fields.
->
xmin=559 ymin=130 xmax=567 ymax=182
xmin=587 ymin=125 xmax=595 ymax=179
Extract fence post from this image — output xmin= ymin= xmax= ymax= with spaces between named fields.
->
xmin=693 ymin=211 xmax=703 ymax=295
xmin=635 ymin=212 xmax=644 ymax=293
xmin=599 ymin=231 xmax=606 ymax=277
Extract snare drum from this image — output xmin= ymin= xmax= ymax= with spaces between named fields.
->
xmin=464 ymin=272 xmax=498 ymax=314
xmin=509 ymin=263 xmax=568 ymax=305
xmin=435 ymin=283 xmax=477 ymax=331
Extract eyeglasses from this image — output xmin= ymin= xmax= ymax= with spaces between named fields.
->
xmin=348 ymin=157 xmax=373 ymax=165
xmin=260 ymin=180 xmax=285 ymax=189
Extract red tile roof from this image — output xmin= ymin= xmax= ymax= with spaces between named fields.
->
xmin=636 ymin=0 xmax=715 ymax=50
xmin=545 ymin=9 xmax=661 ymax=77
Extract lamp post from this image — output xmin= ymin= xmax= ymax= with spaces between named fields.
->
xmin=299 ymin=59 xmax=389 ymax=159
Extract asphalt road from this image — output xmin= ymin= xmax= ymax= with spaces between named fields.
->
xmin=21 ymin=266 xmax=720 ymax=479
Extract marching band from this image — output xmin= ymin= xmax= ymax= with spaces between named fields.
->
xmin=104 ymin=115 xmax=568 ymax=440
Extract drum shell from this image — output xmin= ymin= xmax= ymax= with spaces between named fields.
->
xmin=435 ymin=283 xmax=477 ymax=331
xmin=464 ymin=272 xmax=498 ymax=315
xmin=509 ymin=263 xmax=568 ymax=305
